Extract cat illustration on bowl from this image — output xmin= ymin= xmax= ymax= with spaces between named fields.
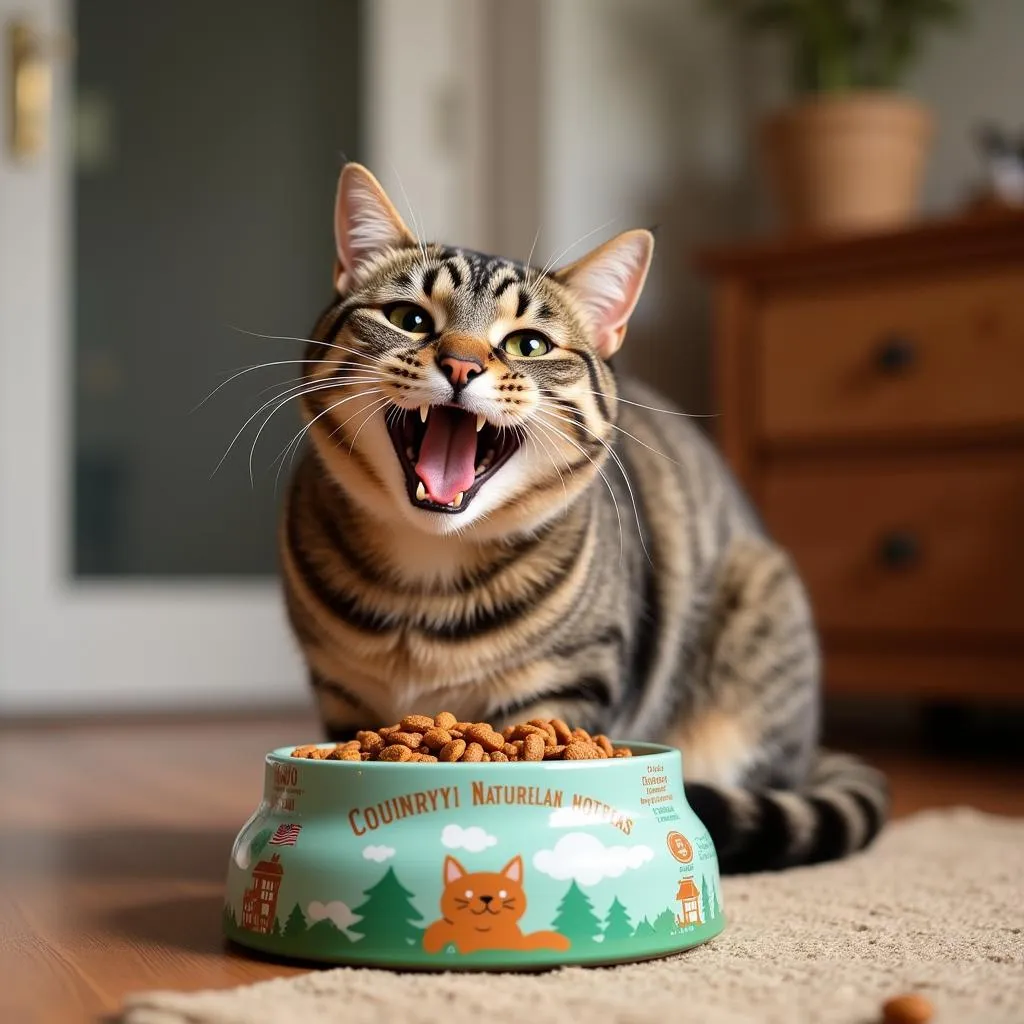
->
xmin=423 ymin=854 xmax=570 ymax=955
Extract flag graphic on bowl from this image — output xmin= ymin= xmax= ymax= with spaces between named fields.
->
xmin=268 ymin=823 xmax=302 ymax=847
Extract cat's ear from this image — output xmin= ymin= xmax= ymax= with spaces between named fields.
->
xmin=501 ymin=856 xmax=523 ymax=883
xmin=444 ymin=856 xmax=466 ymax=884
xmin=554 ymin=229 xmax=653 ymax=360
xmin=334 ymin=163 xmax=416 ymax=292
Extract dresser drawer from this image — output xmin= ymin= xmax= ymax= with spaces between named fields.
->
xmin=761 ymin=455 xmax=1024 ymax=637
xmin=758 ymin=268 xmax=1024 ymax=442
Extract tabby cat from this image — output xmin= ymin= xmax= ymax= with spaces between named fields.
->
xmin=280 ymin=163 xmax=887 ymax=873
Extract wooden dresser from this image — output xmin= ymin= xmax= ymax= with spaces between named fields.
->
xmin=697 ymin=213 xmax=1024 ymax=701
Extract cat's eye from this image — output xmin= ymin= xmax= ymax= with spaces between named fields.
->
xmin=464 ymin=889 xmax=473 ymax=899
xmin=502 ymin=330 xmax=551 ymax=358
xmin=498 ymin=890 xmax=507 ymax=899
xmin=384 ymin=302 xmax=434 ymax=335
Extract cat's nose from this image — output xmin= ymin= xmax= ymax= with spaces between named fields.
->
xmin=478 ymin=895 xmax=493 ymax=905
xmin=438 ymin=355 xmax=483 ymax=390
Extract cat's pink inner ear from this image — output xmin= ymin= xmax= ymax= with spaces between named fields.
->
xmin=444 ymin=856 xmax=466 ymax=883
xmin=502 ymin=856 xmax=523 ymax=883
xmin=554 ymin=229 xmax=654 ymax=360
xmin=334 ymin=163 xmax=415 ymax=283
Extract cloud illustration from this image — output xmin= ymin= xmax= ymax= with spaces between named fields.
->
xmin=533 ymin=832 xmax=654 ymax=886
xmin=307 ymin=900 xmax=359 ymax=935
xmin=362 ymin=845 xmax=396 ymax=863
xmin=441 ymin=824 xmax=498 ymax=853
xmin=549 ymin=806 xmax=616 ymax=828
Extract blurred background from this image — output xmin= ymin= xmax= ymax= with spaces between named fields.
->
xmin=1 ymin=0 xmax=1022 ymax=759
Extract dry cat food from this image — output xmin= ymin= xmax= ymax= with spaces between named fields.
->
xmin=290 ymin=713 xmax=633 ymax=764
xmin=881 ymin=994 xmax=934 ymax=1024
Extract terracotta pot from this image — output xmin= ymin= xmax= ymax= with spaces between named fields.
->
xmin=759 ymin=93 xmax=932 ymax=234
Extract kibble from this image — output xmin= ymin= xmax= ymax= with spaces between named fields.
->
xmin=401 ymin=714 xmax=435 ymax=732
xmin=523 ymin=734 xmax=546 ymax=761
xmin=463 ymin=742 xmax=485 ymax=763
xmin=290 ymin=713 xmax=634 ymax=764
xmin=389 ymin=731 xmax=423 ymax=749
xmin=881 ymin=994 xmax=934 ymax=1024
xmin=439 ymin=738 xmax=467 ymax=762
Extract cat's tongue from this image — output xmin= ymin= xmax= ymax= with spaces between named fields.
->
xmin=415 ymin=407 xmax=478 ymax=505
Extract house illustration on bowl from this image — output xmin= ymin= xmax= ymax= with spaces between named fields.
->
xmin=675 ymin=878 xmax=702 ymax=928
xmin=242 ymin=853 xmax=284 ymax=934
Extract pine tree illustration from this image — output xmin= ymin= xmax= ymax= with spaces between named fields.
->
xmin=653 ymin=908 xmax=677 ymax=935
xmin=350 ymin=867 xmax=423 ymax=948
xmin=700 ymin=875 xmax=711 ymax=924
xmin=271 ymin=916 xmax=283 ymax=938
xmin=282 ymin=902 xmax=307 ymax=939
xmin=552 ymin=881 xmax=602 ymax=945
xmin=602 ymin=897 xmax=633 ymax=943
xmin=633 ymin=916 xmax=656 ymax=938
xmin=710 ymin=880 xmax=722 ymax=921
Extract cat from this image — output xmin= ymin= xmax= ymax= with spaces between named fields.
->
xmin=422 ymin=855 xmax=569 ymax=955
xmin=279 ymin=163 xmax=888 ymax=873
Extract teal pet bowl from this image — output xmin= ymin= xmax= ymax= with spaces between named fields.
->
xmin=224 ymin=742 xmax=724 ymax=969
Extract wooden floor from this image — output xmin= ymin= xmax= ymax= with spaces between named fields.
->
xmin=3 ymin=714 xmax=1023 ymax=1024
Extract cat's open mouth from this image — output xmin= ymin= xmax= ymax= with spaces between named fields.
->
xmin=386 ymin=404 xmax=522 ymax=514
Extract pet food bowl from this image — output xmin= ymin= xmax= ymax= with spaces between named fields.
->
xmin=223 ymin=743 xmax=724 ymax=969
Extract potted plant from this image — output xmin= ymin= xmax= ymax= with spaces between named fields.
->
xmin=715 ymin=0 xmax=966 ymax=233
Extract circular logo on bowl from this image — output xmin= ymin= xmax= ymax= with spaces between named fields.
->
xmin=666 ymin=831 xmax=693 ymax=864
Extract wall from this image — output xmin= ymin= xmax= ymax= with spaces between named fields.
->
xmin=906 ymin=0 xmax=1024 ymax=212
xmin=533 ymin=0 xmax=1024 ymax=416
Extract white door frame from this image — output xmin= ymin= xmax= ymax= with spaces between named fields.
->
xmin=0 ymin=0 xmax=492 ymax=714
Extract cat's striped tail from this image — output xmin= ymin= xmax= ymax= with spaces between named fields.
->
xmin=685 ymin=750 xmax=888 ymax=874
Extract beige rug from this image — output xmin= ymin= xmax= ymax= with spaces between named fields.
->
xmin=121 ymin=809 xmax=1024 ymax=1024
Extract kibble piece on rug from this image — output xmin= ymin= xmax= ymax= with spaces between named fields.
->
xmin=120 ymin=809 xmax=1024 ymax=1024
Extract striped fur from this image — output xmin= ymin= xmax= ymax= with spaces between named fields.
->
xmin=279 ymin=164 xmax=887 ymax=873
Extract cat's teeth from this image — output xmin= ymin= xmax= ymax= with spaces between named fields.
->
xmin=475 ymin=465 xmax=485 ymax=477
xmin=419 ymin=404 xmax=430 ymax=424
xmin=415 ymin=481 xmax=427 ymax=501
xmin=452 ymin=492 xmax=464 ymax=509
xmin=476 ymin=414 xmax=486 ymax=433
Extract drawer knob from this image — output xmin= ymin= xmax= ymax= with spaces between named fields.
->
xmin=875 ymin=336 xmax=917 ymax=373
xmin=879 ymin=531 xmax=921 ymax=570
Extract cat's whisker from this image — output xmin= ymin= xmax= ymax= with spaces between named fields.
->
xmin=524 ymin=429 xmax=568 ymax=513
xmin=274 ymin=387 xmax=387 ymax=493
xmin=266 ymin=388 xmax=387 ymax=484
xmin=535 ymin=403 xmax=653 ymax=565
xmin=227 ymin=325 xmax=391 ymax=366
xmin=561 ymin=405 xmax=684 ymax=468
xmin=521 ymin=225 xmax=543 ymax=298
xmin=531 ymin=409 xmax=625 ymax=561
xmin=529 ymin=216 xmax=620 ymax=301
xmin=253 ymin=372 xmax=388 ymax=401
xmin=390 ymin=164 xmax=429 ymax=265
xmin=192 ymin=358 xmax=380 ymax=413
xmin=523 ymin=419 xmax=571 ymax=515
xmin=524 ymin=224 xmax=542 ymax=271
xmin=261 ymin=385 xmax=386 ymax=484
xmin=577 ymin=389 xmax=719 ymax=420
xmin=346 ymin=395 xmax=392 ymax=454
xmin=218 ymin=375 xmax=389 ymax=474
xmin=211 ymin=378 xmax=357 ymax=479
xmin=551 ymin=392 xmax=686 ymax=467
